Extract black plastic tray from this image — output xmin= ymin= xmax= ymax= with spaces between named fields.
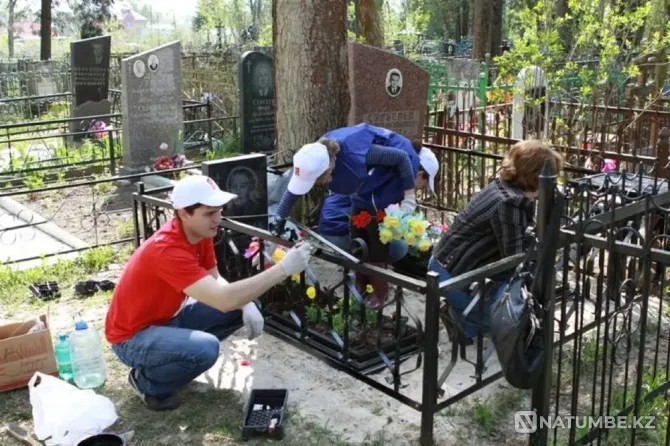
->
xmin=242 ymin=389 xmax=288 ymax=440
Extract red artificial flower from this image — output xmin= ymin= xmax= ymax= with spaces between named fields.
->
xmin=352 ymin=210 xmax=372 ymax=229
xmin=376 ymin=210 xmax=386 ymax=223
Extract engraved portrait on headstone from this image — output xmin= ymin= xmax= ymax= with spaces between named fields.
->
xmin=254 ymin=61 xmax=272 ymax=98
xmin=226 ymin=165 xmax=263 ymax=219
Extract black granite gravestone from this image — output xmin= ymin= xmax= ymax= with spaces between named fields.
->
xmin=69 ymin=36 xmax=111 ymax=139
xmin=203 ymin=154 xmax=269 ymax=278
xmin=202 ymin=154 xmax=269 ymax=230
xmin=70 ymin=36 xmax=111 ymax=107
xmin=239 ymin=51 xmax=276 ymax=154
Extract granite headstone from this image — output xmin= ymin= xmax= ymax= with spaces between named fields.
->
xmin=121 ymin=41 xmax=183 ymax=172
xmin=239 ymin=51 xmax=276 ymax=154
xmin=70 ymin=36 xmax=111 ymax=106
xmin=69 ymin=36 xmax=111 ymax=137
xmin=201 ymin=153 xmax=268 ymax=230
xmin=347 ymin=42 xmax=430 ymax=142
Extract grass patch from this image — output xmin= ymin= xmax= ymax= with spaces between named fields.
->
xmin=0 ymin=245 xmax=133 ymax=312
xmin=440 ymin=386 xmax=529 ymax=439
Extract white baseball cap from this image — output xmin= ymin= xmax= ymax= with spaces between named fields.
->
xmin=171 ymin=175 xmax=237 ymax=209
xmin=287 ymin=142 xmax=331 ymax=195
xmin=419 ymin=147 xmax=439 ymax=193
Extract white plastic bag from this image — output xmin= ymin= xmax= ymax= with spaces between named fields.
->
xmin=29 ymin=372 xmax=118 ymax=446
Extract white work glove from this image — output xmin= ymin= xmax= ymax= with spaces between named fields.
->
xmin=242 ymin=301 xmax=264 ymax=340
xmin=279 ymin=242 xmax=312 ymax=277
xmin=400 ymin=191 xmax=417 ymax=215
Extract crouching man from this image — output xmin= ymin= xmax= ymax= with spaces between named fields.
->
xmin=104 ymin=175 xmax=312 ymax=411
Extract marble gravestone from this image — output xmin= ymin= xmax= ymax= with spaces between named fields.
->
xmin=69 ymin=36 xmax=112 ymax=137
xmin=347 ymin=42 xmax=430 ymax=142
xmin=201 ymin=153 xmax=268 ymax=230
xmin=121 ymin=41 xmax=183 ymax=172
xmin=239 ymin=51 xmax=276 ymax=154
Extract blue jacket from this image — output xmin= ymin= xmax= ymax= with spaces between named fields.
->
xmin=351 ymin=128 xmax=420 ymax=212
xmin=321 ymin=124 xmax=376 ymax=196
xmin=318 ymin=193 xmax=352 ymax=236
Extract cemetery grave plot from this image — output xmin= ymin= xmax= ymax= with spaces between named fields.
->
xmin=9 ymin=179 xmax=170 ymax=247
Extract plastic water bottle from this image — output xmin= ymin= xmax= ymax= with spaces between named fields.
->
xmin=54 ymin=334 xmax=73 ymax=382
xmin=69 ymin=317 xmax=107 ymax=389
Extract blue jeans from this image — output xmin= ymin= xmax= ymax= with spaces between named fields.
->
xmin=428 ymin=256 xmax=508 ymax=338
xmin=111 ymin=301 xmax=244 ymax=398
xmin=323 ymin=234 xmax=408 ymax=263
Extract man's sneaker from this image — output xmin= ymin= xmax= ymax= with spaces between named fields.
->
xmin=128 ymin=370 xmax=181 ymax=411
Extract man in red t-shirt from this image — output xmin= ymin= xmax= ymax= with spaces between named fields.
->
xmin=105 ymin=174 xmax=312 ymax=411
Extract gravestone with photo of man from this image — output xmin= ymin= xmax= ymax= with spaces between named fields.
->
xmin=239 ymin=51 xmax=276 ymax=154
xmin=69 ymin=35 xmax=112 ymax=139
xmin=347 ymin=42 xmax=430 ymax=142
xmin=120 ymin=41 xmax=183 ymax=173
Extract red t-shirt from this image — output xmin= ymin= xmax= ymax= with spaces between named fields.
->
xmin=105 ymin=217 xmax=217 ymax=344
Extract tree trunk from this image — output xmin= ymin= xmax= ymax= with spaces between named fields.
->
xmin=356 ymin=0 xmax=384 ymax=47
xmin=554 ymin=0 xmax=570 ymax=50
xmin=273 ymin=0 xmax=350 ymax=164
xmin=489 ymin=0 xmax=503 ymax=57
xmin=40 ymin=0 xmax=52 ymax=61
xmin=460 ymin=0 xmax=469 ymax=42
xmin=7 ymin=1 xmax=15 ymax=58
xmin=472 ymin=0 xmax=491 ymax=61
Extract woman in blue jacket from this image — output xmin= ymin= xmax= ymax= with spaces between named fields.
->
xmin=276 ymin=123 xmax=439 ymax=308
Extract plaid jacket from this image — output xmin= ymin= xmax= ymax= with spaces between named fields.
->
xmin=432 ymin=178 xmax=535 ymax=280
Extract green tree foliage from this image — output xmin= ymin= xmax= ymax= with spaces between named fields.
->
xmin=494 ymin=0 xmax=670 ymax=106
xmin=195 ymin=0 xmax=270 ymax=45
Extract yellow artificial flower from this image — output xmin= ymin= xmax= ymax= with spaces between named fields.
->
xmin=409 ymin=220 xmax=427 ymax=236
xmin=306 ymin=286 xmax=316 ymax=299
xmin=383 ymin=215 xmax=400 ymax=228
xmin=272 ymin=248 xmax=286 ymax=264
xmin=366 ymin=284 xmax=374 ymax=294
xmin=379 ymin=228 xmax=393 ymax=244
xmin=418 ymin=239 xmax=432 ymax=252
xmin=291 ymin=273 xmax=300 ymax=283
xmin=404 ymin=232 xmax=416 ymax=246
xmin=392 ymin=228 xmax=403 ymax=240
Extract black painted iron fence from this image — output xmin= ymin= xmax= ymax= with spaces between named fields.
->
xmin=131 ymin=175 xmax=562 ymax=446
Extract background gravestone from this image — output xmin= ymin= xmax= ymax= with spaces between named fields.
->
xmin=202 ymin=153 xmax=268 ymax=230
xmin=239 ymin=51 xmax=276 ymax=154
xmin=347 ymin=42 xmax=430 ymax=142
xmin=121 ymin=41 xmax=183 ymax=172
xmin=512 ymin=65 xmax=548 ymax=140
xmin=69 ymin=36 xmax=111 ymax=137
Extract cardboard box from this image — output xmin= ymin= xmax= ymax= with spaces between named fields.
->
xmin=0 ymin=314 xmax=58 ymax=392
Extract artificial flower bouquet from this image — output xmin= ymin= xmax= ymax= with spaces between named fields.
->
xmin=377 ymin=204 xmax=431 ymax=252
xmin=152 ymin=142 xmax=187 ymax=171
xmin=377 ymin=204 xmax=449 ymax=256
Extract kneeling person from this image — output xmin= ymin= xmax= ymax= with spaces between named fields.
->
xmin=105 ymin=175 xmax=312 ymax=411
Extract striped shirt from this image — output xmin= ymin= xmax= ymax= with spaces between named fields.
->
xmin=432 ymin=178 xmax=535 ymax=281
xmin=276 ymin=144 xmax=415 ymax=218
